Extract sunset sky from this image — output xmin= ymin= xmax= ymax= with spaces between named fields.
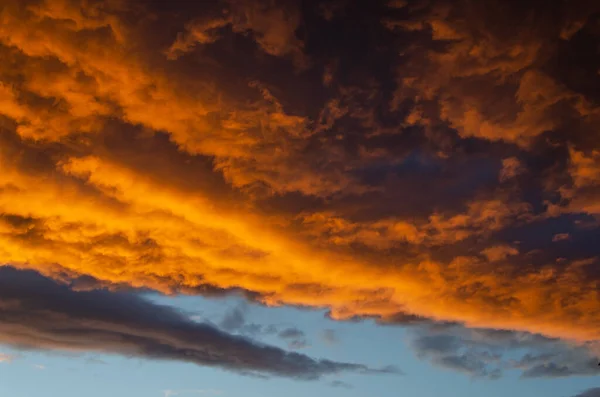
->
xmin=0 ymin=0 xmax=600 ymax=396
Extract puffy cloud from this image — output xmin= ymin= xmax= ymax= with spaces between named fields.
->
xmin=559 ymin=149 xmax=600 ymax=215
xmin=570 ymin=149 xmax=600 ymax=189
xmin=499 ymin=157 xmax=524 ymax=182
xmin=0 ymin=0 xmax=347 ymax=199
xmin=388 ymin=0 xmax=599 ymax=146
xmin=166 ymin=0 xmax=307 ymax=67
xmin=480 ymin=245 xmax=519 ymax=262
xmin=220 ymin=306 xmax=248 ymax=332
xmin=1 ymin=132 xmax=600 ymax=345
xmin=298 ymin=196 xmax=531 ymax=248
xmin=0 ymin=266 xmax=398 ymax=380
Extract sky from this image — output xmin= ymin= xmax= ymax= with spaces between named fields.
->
xmin=0 ymin=0 xmax=599 ymax=395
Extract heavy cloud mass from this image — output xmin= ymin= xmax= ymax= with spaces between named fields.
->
xmin=0 ymin=266 xmax=398 ymax=379
xmin=0 ymin=0 xmax=599 ymax=379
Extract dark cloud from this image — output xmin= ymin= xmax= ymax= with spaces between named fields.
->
xmin=220 ymin=306 xmax=248 ymax=331
xmin=572 ymin=388 xmax=600 ymax=397
xmin=520 ymin=359 xmax=599 ymax=379
xmin=0 ymin=0 xmax=599 ymax=373
xmin=278 ymin=327 xmax=305 ymax=339
xmin=0 ymin=266 xmax=399 ymax=380
xmin=288 ymin=339 xmax=309 ymax=350
xmin=278 ymin=327 xmax=308 ymax=349
xmin=217 ymin=305 xmax=309 ymax=350
xmin=407 ymin=322 xmax=600 ymax=379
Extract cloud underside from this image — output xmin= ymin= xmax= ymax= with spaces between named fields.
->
xmin=0 ymin=0 xmax=599 ymax=376
xmin=0 ymin=266 xmax=397 ymax=380
xmin=573 ymin=388 xmax=600 ymax=397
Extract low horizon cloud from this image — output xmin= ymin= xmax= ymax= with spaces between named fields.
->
xmin=0 ymin=266 xmax=400 ymax=381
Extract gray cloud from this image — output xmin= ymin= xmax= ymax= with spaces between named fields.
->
xmin=278 ymin=327 xmax=305 ymax=340
xmin=321 ymin=329 xmax=339 ymax=345
xmin=0 ymin=266 xmax=400 ymax=380
xmin=219 ymin=306 xmax=247 ymax=331
xmin=278 ymin=327 xmax=308 ymax=349
xmin=411 ymin=333 xmax=501 ymax=379
xmin=520 ymin=359 xmax=599 ymax=379
xmin=408 ymin=323 xmax=600 ymax=379
xmin=217 ymin=305 xmax=309 ymax=350
xmin=571 ymin=388 xmax=600 ymax=397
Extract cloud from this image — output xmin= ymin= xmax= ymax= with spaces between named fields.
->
xmin=387 ymin=0 xmax=599 ymax=146
xmin=499 ymin=157 xmax=524 ymax=182
xmin=0 ymin=0 xmax=599 ymax=376
xmin=561 ymin=148 xmax=600 ymax=215
xmin=278 ymin=327 xmax=305 ymax=339
xmin=321 ymin=329 xmax=339 ymax=345
xmin=216 ymin=305 xmax=308 ymax=349
xmin=572 ymin=389 xmax=600 ymax=397
xmin=0 ymin=266 xmax=399 ymax=380
xmin=552 ymin=233 xmax=570 ymax=242
xmin=220 ymin=306 xmax=248 ymax=332
xmin=166 ymin=0 xmax=307 ymax=67
xmin=278 ymin=328 xmax=308 ymax=349
xmin=166 ymin=16 xmax=232 ymax=59
xmin=480 ymin=245 xmax=519 ymax=262
xmin=407 ymin=322 xmax=600 ymax=379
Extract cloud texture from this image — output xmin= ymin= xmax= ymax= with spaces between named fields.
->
xmin=0 ymin=0 xmax=599 ymax=376
xmin=0 ymin=266 xmax=397 ymax=379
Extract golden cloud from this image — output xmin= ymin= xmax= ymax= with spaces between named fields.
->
xmin=0 ymin=0 xmax=600 ymax=356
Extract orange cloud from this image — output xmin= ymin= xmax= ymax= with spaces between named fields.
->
xmin=299 ymin=196 xmax=530 ymax=248
xmin=388 ymin=0 xmax=599 ymax=146
xmin=561 ymin=149 xmax=600 ymax=216
xmin=569 ymin=149 xmax=600 ymax=189
xmin=166 ymin=0 xmax=307 ymax=67
xmin=499 ymin=157 xmax=524 ymax=182
xmin=1 ymin=148 xmax=599 ymax=343
xmin=0 ymin=0 xmax=600 ymax=359
xmin=480 ymin=245 xmax=519 ymax=262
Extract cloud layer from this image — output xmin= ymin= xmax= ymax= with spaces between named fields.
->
xmin=0 ymin=266 xmax=397 ymax=380
xmin=0 ymin=0 xmax=599 ymax=375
